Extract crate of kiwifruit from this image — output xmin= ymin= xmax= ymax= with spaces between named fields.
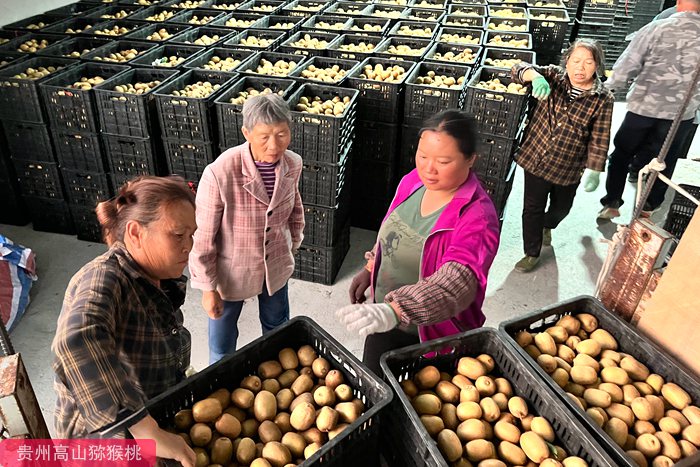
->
xmin=380 ymin=327 xmax=619 ymax=467
xmin=96 ymin=316 xmax=393 ymax=467
xmin=500 ymin=295 xmax=700 ymax=467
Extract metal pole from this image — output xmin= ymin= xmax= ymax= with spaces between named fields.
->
xmin=0 ymin=317 xmax=14 ymax=357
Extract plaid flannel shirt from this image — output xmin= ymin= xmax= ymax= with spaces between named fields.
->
xmin=512 ymin=63 xmax=614 ymax=186
xmin=52 ymin=242 xmax=191 ymax=438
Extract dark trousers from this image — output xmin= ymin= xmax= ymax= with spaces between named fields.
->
xmin=602 ymin=113 xmax=695 ymax=211
xmin=630 ymin=121 xmax=699 ymax=173
xmin=522 ymin=170 xmax=578 ymax=257
xmin=362 ymin=328 xmax=420 ymax=376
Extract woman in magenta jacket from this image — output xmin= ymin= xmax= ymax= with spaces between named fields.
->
xmin=337 ymin=110 xmax=501 ymax=373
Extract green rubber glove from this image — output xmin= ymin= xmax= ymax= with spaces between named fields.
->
xmin=584 ymin=169 xmax=601 ymax=192
xmin=532 ymin=75 xmax=551 ymax=100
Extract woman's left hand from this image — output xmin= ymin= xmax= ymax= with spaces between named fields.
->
xmin=336 ymin=303 xmax=399 ymax=337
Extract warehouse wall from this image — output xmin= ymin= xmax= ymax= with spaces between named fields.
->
xmin=1 ymin=0 xmax=76 ymax=27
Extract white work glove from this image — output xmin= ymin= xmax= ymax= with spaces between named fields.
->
xmin=583 ymin=169 xmax=601 ymax=192
xmin=336 ymin=303 xmax=398 ymax=337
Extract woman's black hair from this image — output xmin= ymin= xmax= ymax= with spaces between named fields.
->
xmin=419 ymin=110 xmax=478 ymax=159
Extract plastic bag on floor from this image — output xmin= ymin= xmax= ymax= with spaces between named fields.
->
xmin=0 ymin=234 xmax=37 ymax=332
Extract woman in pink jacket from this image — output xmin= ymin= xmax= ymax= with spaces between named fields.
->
xmin=189 ymin=94 xmax=305 ymax=364
xmin=337 ymin=110 xmax=500 ymax=373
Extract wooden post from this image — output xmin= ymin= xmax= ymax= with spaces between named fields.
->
xmin=0 ymin=353 xmax=51 ymax=439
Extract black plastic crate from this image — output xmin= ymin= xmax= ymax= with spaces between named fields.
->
xmin=0 ymin=177 xmax=30 ymax=226
xmin=424 ymin=42 xmax=481 ymax=66
xmin=447 ymin=4 xmax=488 ymax=16
xmin=288 ymin=55 xmax=360 ymax=86
xmin=529 ymin=7 xmax=570 ymax=52
xmin=353 ymin=120 xmax=399 ymax=164
xmin=12 ymin=159 xmax=64 ymax=199
xmin=324 ymin=2 xmax=372 ymax=17
xmin=128 ymin=5 xmax=188 ymax=23
xmin=25 ymin=196 xmax=75 ymax=235
xmin=2 ymin=120 xmax=55 ymax=162
xmin=398 ymin=123 xmax=420 ymax=175
xmin=346 ymin=56 xmax=417 ymax=123
xmin=81 ymin=39 xmax=158 ymax=64
xmin=209 ymin=11 xmax=265 ymax=30
xmin=326 ymin=33 xmax=384 ymax=61
xmin=235 ymin=51 xmax=308 ymax=77
xmin=69 ymin=204 xmax=104 ymax=242
xmin=574 ymin=20 xmax=614 ymax=41
xmin=0 ymin=33 xmax=70 ymax=57
xmin=403 ymin=7 xmax=446 ymax=23
xmin=486 ymin=16 xmax=530 ymax=33
xmin=130 ymin=43 xmax=206 ymax=68
xmin=248 ymin=14 xmax=306 ymax=39
xmin=481 ymin=46 xmax=536 ymax=68
xmin=379 ymin=328 xmax=619 ymax=467
xmin=527 ymin=0 xmax=566 ymax=7
xmin=224 ymin=29 xmax=287 ymax=52
xmin=300 ymin=145 xmax=351 ymax=207
xmin=474 ymin=132 xmax=519 ymax=179
xmin=484 ymin=30 xmax=533 ymax=49
xmin=287 ymin=83 xmax=359 ymax=164
xmin=122 ymin=22 xmax=193 ymax=42
xmin=46 ymin=3 xmax=108 ymax=19
xmin=154 ymin=68 xmax=237 ymax=141
xmin=94 ymin=67 xmax=180 ymax=138
xmin=388 ymin=20 xmax=439 ymax=40
xmin=478 ymin=163 xmax=515 ymax=214
xmin=103 ymin=133 xmax=159 ymax=179
xmin=215 ymin=75 xmax=296 ymax=147
xmin=350 ymin=194 xmax=390 ymax=231
xmin=166 ymin=0 xmax=216 ymax=8
xmin=441 ymin=13 xmax=486 ymax=29
xmin=663 ymin=184 xmax=700 ymax=240
xmin=236 ymin=0 xmax=288 ymax=15
xmin=487 ymin=4 xmax=528 ymax=17
xmin=436 ymin=26 xmax=483 ymax=46
xmin=280 ymin=0 xmax=332 ymax=17
xmin=35 ymin=36 xmax=112 ymax=59
xmin=411 ymin=0 xmax=447 ymax=9
xmin=278 ymin=31 xmax=342 ymax=57
xmin=40 ymin=62 xmax=130 ymax=133
xmin=97 ymin=316 xmax=392 ymax=466
xmin=43 ymin=17 xmax=104 ymax=36
xmin=118 ymin=0 xmax=170 ymax=6
xmin=183 ymin=46 xmax=256 ymax=72
xmin=3 ymin=14 xmax=66 ymax=34
xmin=0 ymin=52 xmax=25 ymax=70
xmin=61 ymin=168 xmax=113 ymax=205
xmin=204 ymin=0 xmax=250 ymax=10
xmin=164 ymin=8 xmax=228 ymax=25
xmin=500 ymin=295 xmax=700 ymax=467
xmin=403 ymin=61 xmax=471 ymax=126
xmin=52 ymin=131 xmax=107 ymax=172
xmin=343 ymin=17 xmax=391 ymax=36
xmin=293 ymin=222 xmax=350 ymax=284
xmin=85 ymin=5 xmax=145 ymax=20
xmin=300 ymin=14 xmax=353 ymax=33
xmin=302 ymin=182 xmax=351 ymax=247
xmin=0 ymin=56 xmax=75 ymax=123
xmin=163 ymin=138 xmax=216 ymax=180
xmin=352 ymin=159 xmax=396 ymax=200
xmin=169 ymin=25 xmax=238 ymax=46
xmin=359 ymin=4 xmax=408 ymax=20
xmin=464 ymin=66 xmax=529 ymax=137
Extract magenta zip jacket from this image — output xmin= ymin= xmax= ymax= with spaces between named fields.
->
xmin=370 ymin=169 xmax=500 ymax=342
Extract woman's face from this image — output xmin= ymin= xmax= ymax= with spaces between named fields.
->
xmin=415 ymin=130 xmax=474 ymax=192
xmin=136 ymin=200 xmax=197 ymax=281
xmin=566 ymin=46 xmax=597 ymax=89
xmin=243 ymin=121 xmax=291 ymax=163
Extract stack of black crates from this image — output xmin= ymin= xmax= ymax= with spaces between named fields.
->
xmin=663 ymin=184 xmax=700 ymax=241
xmin=526 ymin=0 xmax=570 ymax=65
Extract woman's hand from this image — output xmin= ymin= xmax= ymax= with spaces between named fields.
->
xmin=348 ymin=269 xmax=371 ymax=304
xmin=532 ymin=75 xmax=551 ymax=100
xmin=202 ymin=290 xmax=224 ymax=319
xmin=129 ymin=415 xmax=195 ymax=467
xmin=336 ymin=303 xmax=399 ymax=337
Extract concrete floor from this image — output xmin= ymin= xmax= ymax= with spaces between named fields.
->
xmin=2 ymin=102 xmax=698 ymax=436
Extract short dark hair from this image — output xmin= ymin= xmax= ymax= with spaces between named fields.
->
xmin=561 ymin=39 xmax=606 ymax=78
xmin=419 ymin=110 xmax=478 ymax=159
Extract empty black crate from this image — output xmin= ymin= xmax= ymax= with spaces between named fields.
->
xmin=300 ymin=145 xmax=351 ymax=207
xmin=40 ymin=62 xmax=130 ymax=133
xmin=122 ymin=22 xmax=193 ymax=43
xmin=287 ymin=83 xmax=359 ymax=163
xmin=2 ymin=120 xmax=55 ymax=162
xmin=326 ymin=33 xmax=383 ymax=61
xmin=184 ymin=47 xmax=256 ymax=72
xmin=529 ymin=8 xmax=570 ymax=52
xmin=52 ymin=131 xmax=107 ymax=172
xmin=347 ymin=57 xmax=417 ymax=123
xmin=0 ymin=56 xmax=75 ymax=123
xmin=478 ymin=163 xmax=515 ymax=215
xmin=379 ymin=328 xmax=619 ymax=467
xmin=163 ymin=138 xmax=216 ymax=180
xmin=481 ymin=47 xmax=536 ymax=68
xmin=287 ymin=56 xmax=360 ymax=86
xmin=398 ymin=124 xmax=420 ymax=176
xmin=663 ymin=184 xmax=700 ymax=240
xmin=302 ymin=182 xmax=351 ymax=247
xmin=374 ymin=36 xmax=433 ymax=61
xmin=215 ymin=75 xmax=296 ymax=148
xmin=235 ymin=51 xmax=307 ymax=77
xmin=12 ymin=159 xmax=64 ymax=199
xmin=293 ymin=222 xmax=350 ymax=285
xmin=81 ymin=39 xmax=158 ymax=65
xmin=154 ymin=69 xmax=236 ymax=142
xmin=103 ymin=133 xmax=159 ymax=180
xmin=61 ymin=168 xmax=112 ymax=205
xmin=35 ymin=36 xmax=112 ymax=59
xmin=352 ymin=159 xmax=396 ymax=200
xmin=499 ymin=295 xmax=700 ymax=467
xmin=424 ymin=42 xmax=482 ymax=66
xmin=130 ymin=43 xmax=206 ymax=68
xmin=69 ymin=204 xmax=104 ymax=242
xmin=474 ymin=132 xmax=519 ymax=180
xmin=353 ymin=120 xmax=399 ymax=164
xmin=278 ymin=31 xmax=342 ymax=57
xmin=25 ymin=196 xmax=75 ymax=235
xmin=403 ymin=61 xmax=471 ymax=126
xmin=94 ymin=67 xmax=179 ymax=138
xmin=465 ymin=66 xmax=529 ymax=138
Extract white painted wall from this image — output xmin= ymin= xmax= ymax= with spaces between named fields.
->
xmin=1 ymin=0 xmax=77 ymax=27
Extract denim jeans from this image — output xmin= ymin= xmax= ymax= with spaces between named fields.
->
xmin=208 ymin=282 xmax=290 ymax=364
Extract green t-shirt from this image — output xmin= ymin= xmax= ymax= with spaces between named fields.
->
xmin=375 ymin=186 xmax=446 ymax=303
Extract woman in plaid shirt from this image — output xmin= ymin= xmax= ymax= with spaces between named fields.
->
xmin=511 ymin=39 xmax=614 ymax=272
xmin=52 ymin=176 xmax=197 ymax=467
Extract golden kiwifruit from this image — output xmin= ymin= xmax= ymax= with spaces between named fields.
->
xmin=278 ymin=347 xmax=299 ymax=370
xmin=192 ymin=398 xmax=223 ymax=423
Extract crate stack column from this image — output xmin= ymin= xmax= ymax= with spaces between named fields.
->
xmin=288 ymin=83 xmax=359 ymax=285
xmin=39 ymin=63 xmax=130 ymax=242
xmin=528 ymin=6 xmax=570 ymax=65
xmin=0 ymin=56 xmax=75 ymax=234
